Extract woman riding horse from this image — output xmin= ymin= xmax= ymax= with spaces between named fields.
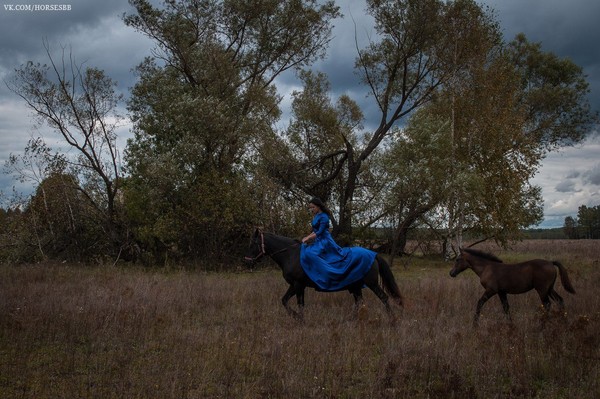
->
xmin=300 ymin=197 xmax=376 ymax=291
xmin=244 ymin=197 xmax=403 ymax=320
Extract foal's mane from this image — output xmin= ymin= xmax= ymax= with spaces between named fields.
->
xmin=463 ymin=247 xmax=503 ymax=263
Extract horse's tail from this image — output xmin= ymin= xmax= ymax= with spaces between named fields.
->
xmin=376 ymin=254 xmax=403 ymax=307
xmin=553 ymin=261 xmax=576 ymax=294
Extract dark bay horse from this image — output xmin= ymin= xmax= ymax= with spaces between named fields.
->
xmin=244 ymin=229 xmax=403 ymax=320
xmin=449 ymin=248 xmax=575 ymax=323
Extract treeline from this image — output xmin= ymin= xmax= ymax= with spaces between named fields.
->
xmin=523 ymin=228 xmax=566 ymax=240
xmin=563 ymin=205 xmax=600 ymax=239
xmin=1 ymin=0 xmax=597 ymax=265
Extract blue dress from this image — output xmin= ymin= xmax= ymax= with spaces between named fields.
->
xmin=300 ymin=212 xmax=376 ymax=291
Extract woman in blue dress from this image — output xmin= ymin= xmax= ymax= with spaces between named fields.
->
xmin=300 ymin=197 xmax=376 ymax=291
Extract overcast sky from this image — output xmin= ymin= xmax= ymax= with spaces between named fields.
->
xmin=1 ymin=0 xmax=599 ymax=228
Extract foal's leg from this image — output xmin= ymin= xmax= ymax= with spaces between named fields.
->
xmin=549 ymin=289 xmax=565 ymax=310
xmin=538 ymin=288 xmax=552 ymax=312
xmin=498 ymin=291 xmax=512 ymax=321
xmin=537 ymin=288 xmax=556 ymax=328
xmin=474 ymin=290 xmax=495 ymax=325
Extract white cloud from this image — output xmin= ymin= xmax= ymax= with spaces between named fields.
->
xmin=532 ymin=134 xmax=600 ymax=226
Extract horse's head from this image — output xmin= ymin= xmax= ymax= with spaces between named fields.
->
xmin=243 ymin=228 xmax=266 ymax=267
xmin=449 ymin=248 xmax=470 ymax=277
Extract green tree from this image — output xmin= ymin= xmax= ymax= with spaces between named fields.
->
xmin=563 ymin=216 xmax=579 ymax=239
xmin=509 ymin=34 xmax=599 ymax=150
xmin=332 ymin=0 xmax=451 ymax=240
xmin=439 ymin=32 xmax=599 ymax=247
xmin=0 ymin=172 xmax=99 ymax=263
xmin=370 ymin=0 xmax=514 ymax=253
xmin=266 ymin=0 xmax=596 ymax=255
xmin=261 ymin=71 xmax=363 ymax=233
xmin=577 ymin=205 xmax=600 ymax=239
xmin=4 ymin=138 xmax=65 ymax=260
xmin=431 ymin=39 xmax=546 ymax=250
xmin=376 ymin=110 xmax=454 ymax=256
xmin=360 ymin=2 xmax=595 ymax=252
xmin=27 ymin=174 xmax=98 ymax=261
xmin=123 ymin=0 xmax=340 ymax=260
xmin=267 ymin=0 xmax=514 ymax=245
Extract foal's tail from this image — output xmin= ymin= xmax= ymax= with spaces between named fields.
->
xmin=377 ymin=255 xmax=404 ymax=307
xmin=553 ymin=261 xmax=576 ymax=294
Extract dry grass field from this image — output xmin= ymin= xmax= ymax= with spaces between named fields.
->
xmin=1 ymin=240 xmax=598 ymax=398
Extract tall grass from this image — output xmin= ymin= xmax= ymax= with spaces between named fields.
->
xmin=1 ymin=241 xmax=598 ymax=398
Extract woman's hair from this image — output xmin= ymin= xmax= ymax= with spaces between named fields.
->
xmin=309 ymin=197 xmax=332 ymax=218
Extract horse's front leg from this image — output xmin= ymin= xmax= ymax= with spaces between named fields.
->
xmin=295 ymin=284 xmax=305 ymax=321
xmin=281 ymin=285 xmax=299 ymax=319
xmin=474 ymin=290 xmax=495 ymax=325
xmin=498 ymin=291 xmax=512 ymax=321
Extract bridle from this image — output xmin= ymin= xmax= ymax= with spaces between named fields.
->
xmin=244 ymin=230 xmax=267 ymax=263
xmin=244 ymin=230 xmax=300 ymax=263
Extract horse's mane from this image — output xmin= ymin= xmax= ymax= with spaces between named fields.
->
xmin=264 ymin=232 xmax=300 ymax=245
xmin=463 ymin=247 xmax=503 ymax=263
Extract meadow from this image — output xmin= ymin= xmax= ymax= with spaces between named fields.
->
xmin=0 ymin=240 xmax=598 ymax=398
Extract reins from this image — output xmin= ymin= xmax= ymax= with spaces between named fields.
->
xmin=269 ymin=241 xmax=301 ymax=256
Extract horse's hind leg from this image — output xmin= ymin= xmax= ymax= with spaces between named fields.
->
xmin=537 ymin=287 xmax=553 ymax=312
xmin=549 ymin=288 xmax=565 ymax=310
xmin=367 ymin=283 xmax=394 ymax=319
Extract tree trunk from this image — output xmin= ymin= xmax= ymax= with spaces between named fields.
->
xmin=393 ymin=205 xmax=435 ymax=255
xmin=333 ymin=152 xmax=359 ymax=246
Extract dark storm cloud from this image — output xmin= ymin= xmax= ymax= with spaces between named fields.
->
xmin=0 ymin=1 xmax=153 ymax=97
xmin=555 ymin=180 xmax=577 ymax=193
xmin=0 ymin=1 xmax=132 ymax=65
xmin=482 ymin=0 xmax=600 ymax=114
xmin=287 ymin=0 xmax=600 ymax=134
